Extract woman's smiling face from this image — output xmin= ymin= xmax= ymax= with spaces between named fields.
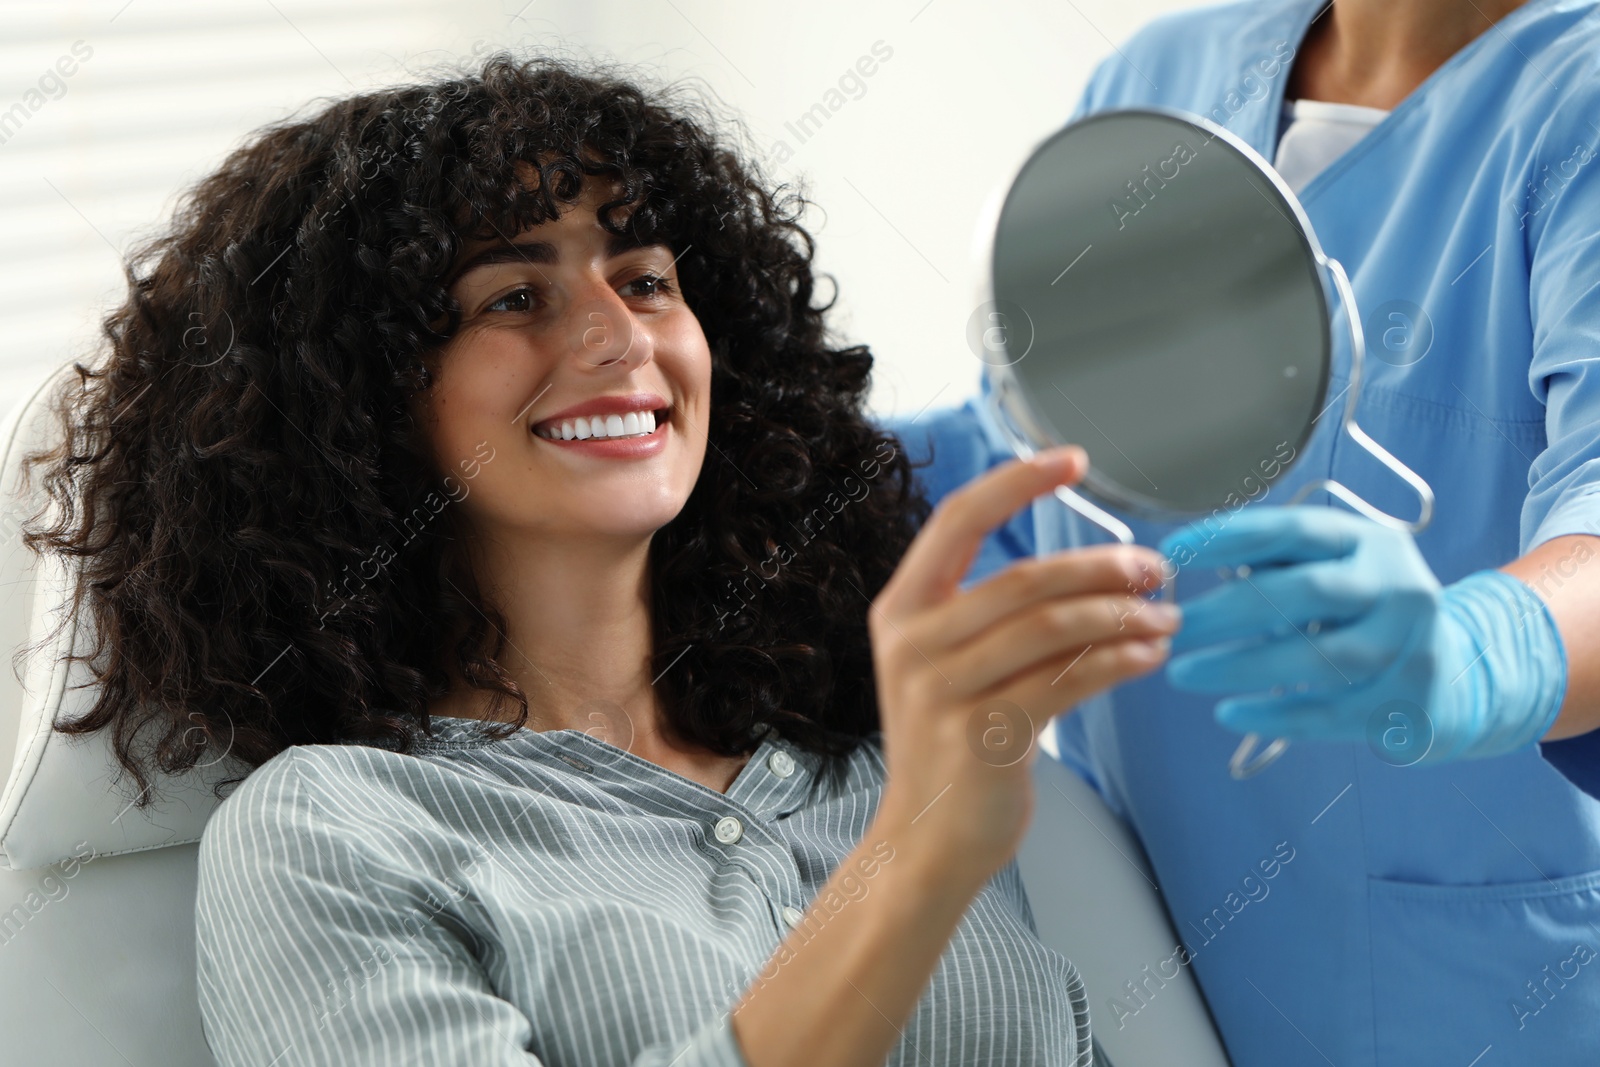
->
xmin=418 ymin=171 xmax=711 ymax=550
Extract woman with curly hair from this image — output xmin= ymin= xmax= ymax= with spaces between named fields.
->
xmin=17 ymin=52 xmax=1178 ymax=1066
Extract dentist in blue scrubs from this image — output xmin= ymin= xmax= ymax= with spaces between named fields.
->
xmin=889 ymin=0 xmax=1600 ymax=1062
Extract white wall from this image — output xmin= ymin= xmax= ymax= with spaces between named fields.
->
xmin=487 ymin=0 xmax=1203 ymax=418
xmin=0 ymin=0 xmax=1203 ymax=418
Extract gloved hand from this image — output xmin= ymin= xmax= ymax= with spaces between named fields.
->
xmin=1158 ymin=505 xmax=1568 ymax=764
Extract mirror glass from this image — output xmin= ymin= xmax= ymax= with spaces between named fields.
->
xmin=988 ymin=108 xmax=1330 ymax=517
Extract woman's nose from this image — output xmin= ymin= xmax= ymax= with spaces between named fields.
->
xmin=565 ymin=284 xmax=652 ymax=370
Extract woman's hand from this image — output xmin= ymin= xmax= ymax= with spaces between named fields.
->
xmin=729 ymin=445 xmax=1175 ymax=1067
xmin=869 ymin=445 xmax=1179 ymax=885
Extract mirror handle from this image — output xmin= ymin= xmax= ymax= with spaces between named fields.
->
xmin=1049 ymin=485 xmax=1136 ymax=546
xmin=1229 ymin=735 xmax=1290 ymax=779
xmin=1287 ymin=257 xmax=1436 ymax=534
xmin=1232 ymin=257 xmax=1443 ymax=781
xmin=984 ymin=369 xmax=1139 ymax=547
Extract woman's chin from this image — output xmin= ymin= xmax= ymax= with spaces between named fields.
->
xmin=531 ymin=502 xmax=690 ymax=544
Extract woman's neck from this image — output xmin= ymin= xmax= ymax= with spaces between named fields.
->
xmin=1288 ymin=0 xmax=1531 ymax=109
xmin=431 ymin=529 xmax=753 ymax=793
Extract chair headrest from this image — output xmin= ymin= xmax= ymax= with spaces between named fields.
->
xmin=0 ymin=363 xmax=241 ymax=871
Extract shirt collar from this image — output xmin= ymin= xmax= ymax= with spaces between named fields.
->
xmin=399 ymin=713 xmax=830 ymax=821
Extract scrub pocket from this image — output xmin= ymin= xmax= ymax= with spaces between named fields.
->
xmin=1367 ymin=867 xmax=1600 ymax=1064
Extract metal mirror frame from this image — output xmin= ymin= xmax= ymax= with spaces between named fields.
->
xmin=979 ymin=107 xmax=1436 ymax=779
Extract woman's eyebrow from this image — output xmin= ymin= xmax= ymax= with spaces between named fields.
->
xmin=450 ymin=232 xmax=661 ymax=285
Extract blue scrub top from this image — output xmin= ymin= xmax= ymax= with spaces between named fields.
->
xmin=884 ymin=1 xmax=1600 ymax=1063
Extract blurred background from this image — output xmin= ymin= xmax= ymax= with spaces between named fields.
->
xmin=0 ymin=0 xmax=1198 ymax=419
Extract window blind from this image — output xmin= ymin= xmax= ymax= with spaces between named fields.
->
xmin=0 ymin=0 xmax=497 ymax=407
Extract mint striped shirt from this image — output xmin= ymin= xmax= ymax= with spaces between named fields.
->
xmin=195 ymin=715 xmax=1091 ymax=1065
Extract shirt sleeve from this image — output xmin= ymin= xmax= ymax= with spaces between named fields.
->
xmin=1518 ymin=89 xmax=1600 ymax=794
xmin=194 ymin=751 xmax=750 ymax=1067
xmin=1068 ymin=53 xmax=1119 ymax=123
xmin=1520 ymin=97 xmax=1600 ymax=551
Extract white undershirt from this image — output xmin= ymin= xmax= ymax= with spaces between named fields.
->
xmin=1273 ymin=98 xmax=1391 ymax=193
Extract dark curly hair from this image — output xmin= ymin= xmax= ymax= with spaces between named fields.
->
xmin=16 ymin=51 xmax=933 ymax=811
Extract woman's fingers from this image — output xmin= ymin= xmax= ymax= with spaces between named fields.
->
xmin=875 ymin=446 xmax=1088 ymax=621
xmin=921 ymin=542 xmax=1168 ymax=651
xmin=941 ymin=590 xmax=1180 ymax=697
xmin=868 ymin=443 xmax=1177 ymax=885
xmin=985 ymin=634 xmax=1172 ymax=725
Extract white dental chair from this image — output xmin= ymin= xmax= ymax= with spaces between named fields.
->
xmin=1020 ymin=734 xmax=1234 ymax=1067
xmin=0 ymin=362 xmax=1231 ymax=1066
xmin=0 ymin=363 xmax=237 ymax=1066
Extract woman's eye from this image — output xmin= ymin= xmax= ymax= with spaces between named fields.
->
xmin=624 ymin=273 xmax=675 ymax=299
xmin=485 ymin=287 xmax=537 ymax=313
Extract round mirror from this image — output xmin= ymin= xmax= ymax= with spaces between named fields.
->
xmin=986 ymin=108 xmax=1331 ymax=518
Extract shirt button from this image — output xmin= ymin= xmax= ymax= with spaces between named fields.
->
xmin=767 ymin=750 xmax=795 ymax=778
xmin=781 ymin=906 xmax=804 ymax=928
xmin=713 ymin=816 xmax=744 ymax=844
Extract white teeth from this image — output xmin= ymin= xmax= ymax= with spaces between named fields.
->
xmin=536 ymin=409 xmax=662 ymax=441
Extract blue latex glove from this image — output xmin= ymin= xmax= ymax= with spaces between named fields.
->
xmin=1158 ymin=506 xmax=1569 ymax=764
